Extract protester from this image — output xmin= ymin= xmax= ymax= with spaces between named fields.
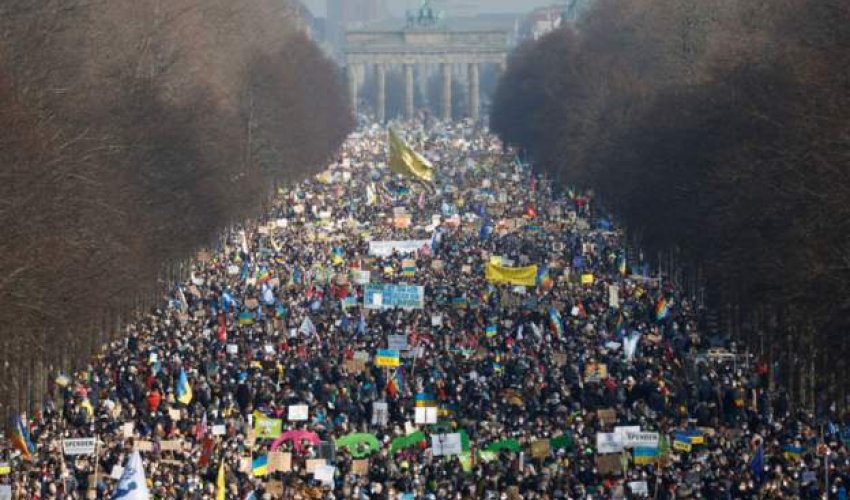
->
xmin=1 ymin=121 xmax=847 ymax=500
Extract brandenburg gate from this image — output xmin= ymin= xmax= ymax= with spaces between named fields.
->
xmin=344 ymin=17 xmax=510 ymax=123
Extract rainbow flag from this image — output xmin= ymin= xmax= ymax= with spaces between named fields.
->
xmin=549 ymin=307 xmax=564 ymax=337
xmin=401 ymin=259 xmax=416 ymax=277
xmin=536 ymin=266 xmax=554 ymax=291
xmin=655 ymin=297 xmax=670 ymax=321
xmin=255 ymin=266 xmax=271 ymax=284
xmin=7 ymin=415 xmax=34 ymax=461
xmin=252 ymin=455 xmax=269 ymax=477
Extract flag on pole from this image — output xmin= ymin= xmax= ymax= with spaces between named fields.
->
xmin=7 ymin=415 xmax=34 ymax=461
xmin=388 ymin=129 xmax=435 ymax=183
xmin=216 ymin=460 xmax=226 ymax=500
xmin=176 ymin=368 xmax=193 ymax=405
xmin=112 ymin=449 xmax=150 ymax=499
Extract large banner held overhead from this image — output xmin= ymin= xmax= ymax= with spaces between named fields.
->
xmin=364 ymin=284 xmax=425 ymax=310
xmin=368 ymin=240 xmax=431 ymax=257
xmin=485 ymin=262 xmax=539 ymax=287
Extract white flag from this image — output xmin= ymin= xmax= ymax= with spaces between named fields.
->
xmin=112 ymin=449 xmax=150 ymax=499
xmin=624 ymin=333 xmax=641 ymax=362
xmin=299 ymin=316 xmax=317 ymax=337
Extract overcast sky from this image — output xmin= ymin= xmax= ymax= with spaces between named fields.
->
xmin=302 ymin=0 xmax=560 ymax=17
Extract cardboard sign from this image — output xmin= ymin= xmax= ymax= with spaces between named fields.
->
xmin=597 ymin=408 xmax=617 ymax=425
xmin=530 ymin=439 xmax=551 ymax=459
xmin=343 ymin=359 xmax=367 ymax=373
xmin=266 ymin=480 xmax=284 ymax=496
xmin=288 ymin=404 xmax=309 ymax=422
xmin=351 ymin=459 xmax=369 ymax=475
xmin=305 ymin=459 xmax=326 ymax=474
xmin=159 ymin=440 xmax=183 ymax=452
xmin=596 ymin=453 xmax=624 ymax=476
xmin=372 ymin=402 xmax=389 ymax=427
xmin=585 ymin=363 xmax=608 ymax=383
xmin=269 ymin=451 xmax=292 ymax=473
xmin=168 ymin=408 xmax=181 ymax=421
xmin=135 ymin=440 xmax=154 ymax=452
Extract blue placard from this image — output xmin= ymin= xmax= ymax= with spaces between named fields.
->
xmin=364 ymin=283 xmax=424 ymax=310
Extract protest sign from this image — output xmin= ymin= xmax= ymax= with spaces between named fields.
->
xmin=159 ymin=440 xmax=183 ymax=452
xmin=364 ymin=284 xmax=424 ymax=310
xmin=431 ymin=433 xmax=463 ymax=456
xmin=597 ymin=408 xmax=617 ymax=425
xmin=415 ymin=407 xmax=438 ymax=425
xmin=135 ymin=440 xmax=153 ymax=452
xmin=388 ymin=334 xmax=408 ymax=351
xmin=530 ymin=439 xmax=551 ymax=459
xmin=614 ymin=426 xmax=641 ymax=441
xmin=372 ymin=402 xmax=389 ymax=426
xmin=314 ymin=464 xmax=335 ymax=486
xmin=596 ymin=453 xmax=624 ymax=476
xmin=266 ymin=481 xmax=284 ymax=496
xmin=109 ymin=465 xmax=124 ymax=480
xmin=305 ymin=459 xmax=326 ymax=474
xmin=368 ymin=240 xmax=430 ymax=257
xmin=623 ymin=432 xmax=659 ymax=449
xmin=268 ymin=451 xmax=292 ymax=473
xmin=351 ymin=459 xmax=369 ymax=475
xmin=343 ymin=359 xmax=367 ymax=373
xmin=608 ymin=285 xmax=619 ymax=308
xmin=596 ymin=432 xmax=625 ymax=454
xmin=628 ymin=481 xmax=649 ymax=496
xmin=485 ymin=262 xmax=538 ymax=287
xmin=211 ymin=425 xmax=226 ymax=436
xmin=581 ymin=273 xmax=595 ymax=285
xmin=254 ymin=415 xmax=283 ymax=439
xmin=351 ymin=269 xmax=371 ymax=285
xmin=288 ymin=404 xmax=309 ymax=422
xmin=0 ymin=485 xmax=11 ymax=500
xmin=585 ymin=363 xmax=608 ymax=383
xmin=63 ymin=438 xmax=96 ymax=456
xmin=122 ymin=422 xmax=134 ymax=438
xmin=168 ymin=408 xmax=181 ymax=421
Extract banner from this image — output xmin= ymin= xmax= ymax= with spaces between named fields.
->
xmin=62 ymin=438 xmax=96 ymax=456
xmin=485 ymin=262 xmax=538 ymax=287
xmin=388 ymin=128 xmax=434 ymax=183
xmin=623 ymin=432 xmax=659 ymax=449
xmin=431 ymin=433 xmax=463 ymax=456
xmin=596 ymin=432 xmax=625 ymax=454
xmin=368 ymin=240 xmax=431 ymax=257
xmin=364 ymin=284 xmax=425 ymax=310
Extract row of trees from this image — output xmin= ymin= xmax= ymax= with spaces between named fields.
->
xmin=493 ymin=0 xmax=850 ymax=410
xmin=0 ymin=0 xmax=352 ymax=415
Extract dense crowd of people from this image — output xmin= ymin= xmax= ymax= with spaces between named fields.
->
xmin=3 ymin=122 xmax=850 ymax=499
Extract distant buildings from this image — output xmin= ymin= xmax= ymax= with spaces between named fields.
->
xmin=326 ymin=0 xmax=389 ymax=53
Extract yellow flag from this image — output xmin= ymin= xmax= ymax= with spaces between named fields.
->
xmin=216 ymin=461 xmax=226 ymax=500
xmin=388 ymin=129 xmax=434 ymax=183
xmin=485 ymin=262 xmax=538 ymax=287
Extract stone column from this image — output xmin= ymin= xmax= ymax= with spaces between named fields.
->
xmin=376 ymin=63 xmax=386 ymax=123
xmin=468 ymin=62 xmax=480 ymax=122
xmin=404 ymin=64 xmax=415 ymax=120
xmin=347 ymin=63 xmax=359 ymax=116
xmin=441 ymin=62 xmax=452 ymax=122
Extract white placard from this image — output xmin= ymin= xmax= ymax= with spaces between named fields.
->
xmin=608 ymin=285 xmax=619 ymax=309
xmin=431 ymin=433 xmax=463 ymax=456
xmin=372 ymin=293 xmax=383 ymax=307
xmin=623 ymin=431 xmax=659 ymax=449
xmin=226 ymin=344 xmax=238 ymax=355
xmin=212 ymin=425 xmax=226 ymax=436
xmin=264 ymin=344 xmax=276 ymax=354
xmin=431 ymin=314 xmax=443 ymax=327
xmin=368 ymin=240 xmax=431 ymax=257
xmin=628 ymin=481 xmax=649 ymax=495
xmin=110 ymin=465 xmax=125 ymax=480
xmin=415 ymin=407 xmax=438 ymax=425
xmin=388 ymin=334 xmax=408 ymax=351
xmin=0 ymin=485 xmax=10 ymax=500
xmin=288 ymin=404 xmax=309 ymax=422
xmin=313 ymin=464 xmax=335 ymax=486
xmin=122 ymin=423 xmax=135 ymax=439
xmin=614 ymin=426 xmax=641 ymax=442
xmin=596 ymin=432 xmax=624 ymax=454
xmin=352 ymin=270 xmax=371 ymax=285
xmin=372 ymin=402 xmax=388 ymax=426
xmin=63 ymin=438 xmax=96 ymax=456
